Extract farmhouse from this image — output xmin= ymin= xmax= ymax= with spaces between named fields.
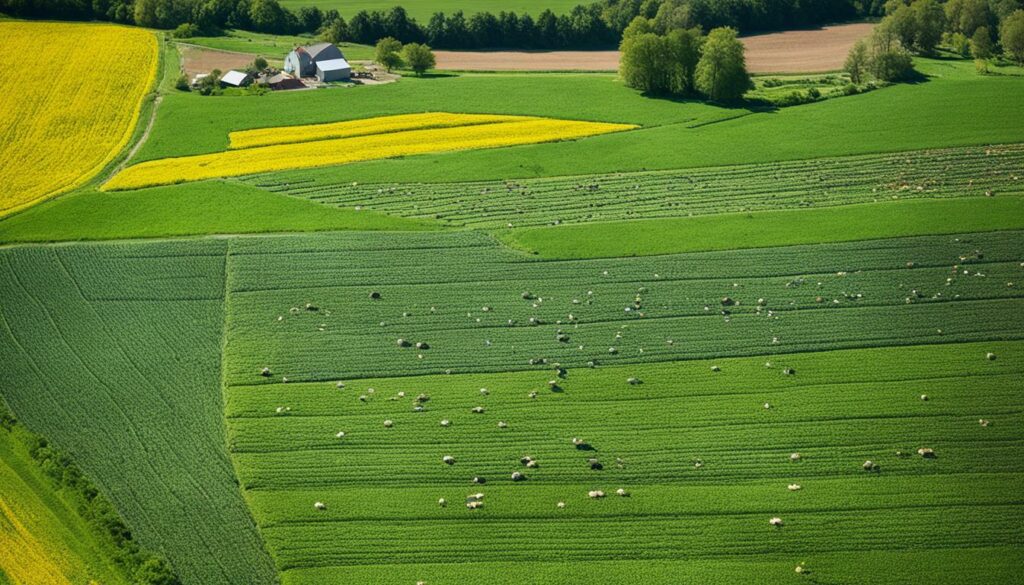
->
xmin=285 ymin=42 xmax=346 ymax=78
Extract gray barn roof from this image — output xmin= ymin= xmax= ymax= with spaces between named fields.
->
xmin=316 ymin=58 xmax=350 ymax=72
xmin=304 ymin=42 xmax=344 ymax=62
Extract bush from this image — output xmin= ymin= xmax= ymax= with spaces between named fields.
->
xmin=402 ymin=42 xmax=436 ymax=75
xmin=174 ymin=74 xmax=190 ymax=91
xmin=171 ymin=23 xmax=199 ymax=38
xmin=375 ymin=37 xmax=404 ymax=71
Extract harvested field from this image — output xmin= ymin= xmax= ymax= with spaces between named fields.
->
xmin=179 ymin=44 xmax=266 ymax=79
xmin=433 ymin=23 xmax=873 ymax=73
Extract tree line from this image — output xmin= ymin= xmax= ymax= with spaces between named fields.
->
xmin=2 ymin=0 xmax=873 ymax=49
xmin=844 ymin=0 xmax=1024 ymax=84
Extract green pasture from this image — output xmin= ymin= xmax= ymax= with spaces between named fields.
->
xmin=502 ymin=197 xmax=1024 ymax=258
xmin=221 ymin=229 xmax=1024 ymax=383
xmin=0 ymin=181 xmax=435 ymax=244
xmin=226 ymin=337 xmax=1024 ymax=581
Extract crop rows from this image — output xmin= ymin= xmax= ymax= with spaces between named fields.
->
xmin=246 ymin=143 xmax=1024 ymax=228
xmin=105 ymin=116 xmax=634 ymax=190
xmin=225 ymin=341 xmax=1024 ymax=581
xmin=222 ymin=229 xmax=1024 ymax=384
xmin=0 ymin=240 xmax=276 ymax=585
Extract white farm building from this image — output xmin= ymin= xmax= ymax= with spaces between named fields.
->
xmin=285 ymin=43 xmax=349 ymax=81
xmin=316 ymin=58 xmax=351 ymax=82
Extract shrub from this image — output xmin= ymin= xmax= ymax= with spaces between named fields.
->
xmin=402 ymin=42 xmax=436 ymax=75
xmin=171 ymin=22 xmax=199 ymax=38
xmin=174 ymin=74 xmax=190 ymax=91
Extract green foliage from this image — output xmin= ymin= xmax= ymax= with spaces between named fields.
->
xmin=844 ymin=38 xmax=869 ymax=84
xmin=947 ymin=30 xmax=971 ymax=56
xmin=970 ymin=26 xmax=994 ymax=59
xmin=375 ymin=36 xmax=404 ymax=71
xmin=694 ymin=27 xmax=751 ymax=102
xmin=171 ymin=22 xmax=199 ymax=38
xmin=401 ymin=42 xmax=435 ymax=75
xmin=174 ymin=73 xmax=190 ymax=91
xmin=945 ymin=0 xmax=995 ymax=36
xmin=620 ymin=25 xmax=702 ymax=95
xmin=866 ymin=22 xmax=916 ymax=81
xmin=1002 ymin=10 xmax=1024 ymax=64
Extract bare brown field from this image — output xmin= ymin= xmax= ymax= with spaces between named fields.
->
xmin=434 ymin=22 xmax=873 ymax=73
xmin=179 ymin=45 xmax=260 ymax=78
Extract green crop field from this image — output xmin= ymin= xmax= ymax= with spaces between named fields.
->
xmin=1 ymin=16 xmax=1023 ymax=585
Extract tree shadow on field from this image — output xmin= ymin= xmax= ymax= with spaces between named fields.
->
xmin=640 ymin=91 xmax=777 ymax=114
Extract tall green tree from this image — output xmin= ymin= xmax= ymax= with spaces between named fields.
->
xmin=1002 ymin=10 xmax=1024 ymax=64
xmin=694 ymin=27 xmax=752 ymax=102
xmin=619 ymin=32 xmax=672 ymax=93
xmin=844 ymin=38 xmax=869 ymax=84
xmin=402 ymin=42 xmax=436 ymax=75
xmin=910 ymin=0 xmax=945 ymax=54
xmin=375 ymin=37 xmax=404 ymax=71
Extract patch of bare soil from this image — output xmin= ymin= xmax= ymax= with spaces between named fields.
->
xmin=433 ymin=22 xmax=874 ymax=74
xmin=179 ymin=45 xmax=257 ymax=79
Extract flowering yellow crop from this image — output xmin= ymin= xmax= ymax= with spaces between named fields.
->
xmin=229 ymin=112 xmax=531 ymax=149
xmin=0 ymin=22 xmax=157 ymax=217
xmin=104 ymin=117 xmax=636 ymax=191
xmin=0 ymin=497 xmax=73 ymax=585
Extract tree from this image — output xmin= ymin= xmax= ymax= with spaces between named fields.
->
xmin=619 ymin=32 xmax=672 ymax=93
xmin=971 ymin=26 xmax=994 ymax=58
xmin=252 ymin=56 xmax=268 ymax=71
xmin=402 ymin=42 xmax=436 ymax=75
xmin=375 ymin=37 xmax=404 ymax=71
xmin=910 ymin=0 xmax=945 ymax=54
xmin=844 ymin=38 xmax=869 ymax=84
xmin=621 ymin=15 xmax=655 ymax=41
xmin=665 ymin=26 xmax=703 ymax=94
xmin=319 ymin=16 xmax=348 ymax=44
xmin=695 ymin=27 xmax=752 ymax=101
xmin=1002 ymin=10 xmax=1024 ymax=64
xmin=866 ymin=25 xmax=915 ymax=81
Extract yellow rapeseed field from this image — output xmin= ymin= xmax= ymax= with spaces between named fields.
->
xmin=104 ymin=117 xmax=636 ymax=190
xmin=229 ymin=112 xmax=530 ymax=149
xmin=0 ymin=498 xmax=72 ymax=585
xmin=0 ymin=22 xmax=157 ymax=217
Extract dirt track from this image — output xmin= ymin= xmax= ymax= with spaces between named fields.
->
xmin=434 ymin=23 xmax=874 ymax=73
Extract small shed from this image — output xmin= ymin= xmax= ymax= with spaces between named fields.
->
xmin=316 ymin=58 xmax=351 ymax=82
xmin=220 ymin=70 xmax=252 ymax=88
xmin=266 ymin=72 xmax=305 ymax=91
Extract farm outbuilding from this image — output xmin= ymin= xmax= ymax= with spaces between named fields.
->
xmin=285 ymin=42 xmax=345 ymax=78
xmin=316 ymin=58 xmax=351 ymax=82
xmin=220 ymin=70 xmax=252 ymax=88
xmin=265 ymin=72 xmax=305 ymax=91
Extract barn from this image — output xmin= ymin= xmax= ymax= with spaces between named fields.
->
xmin=316 ymin=58 xmax=351 ymax=82
xmin=285 ymin=42 xmax=345 ymax=78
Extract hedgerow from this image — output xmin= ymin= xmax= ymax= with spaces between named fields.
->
xmin=0 ymin=404 xmax=179 ymax=584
